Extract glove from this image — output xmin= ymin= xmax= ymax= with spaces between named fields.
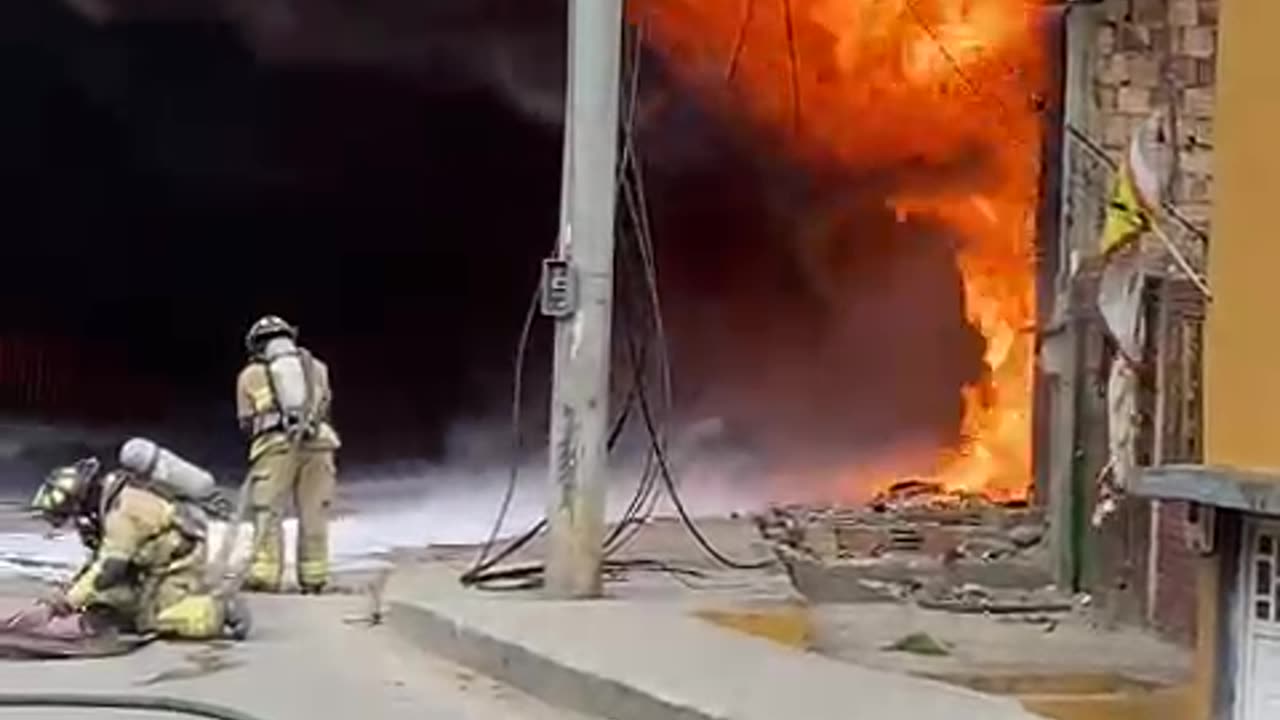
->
xmin=201 ymin=492 xmax=236 ymax=520
xmin=39 ymin=589 xmax=74 ymax=617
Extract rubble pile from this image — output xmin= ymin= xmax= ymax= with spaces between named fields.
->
xmin=755 ymin=482 xmax=1069 ymax=615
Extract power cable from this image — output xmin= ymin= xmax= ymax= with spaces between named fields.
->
xmin=603 ymin=89 xmax=772 ymax=570
xmin=631 ymin=355 xmax=773 ymax=570
xmin=463 ymin=121 xmax=655 ymax=582
xmin=466 ymin=556 xmax=707 ymax=592
xmin=465 ymin=284 xmax=542 ymax=578
xmin=461 ymin=269 xmax=654 ymax=585
xmin=463 ymin=16 xmax=774 ymax=588
xmin=603 ymin=259 xmax=665 ymax=553
xmin=602 ymin=331 xmax=659 ymax=551
xmin=895 ymin=8 xmax=1212 ymax=303
xmin=462 ymin=232 xmax=656 ymax=584
xmin=726 ymin=0 xmax=757 ymax=81
xmin=781 ymin=0 xmax=802 ymax=132
xmin=602 ymin=277 xmax=658 ymax=550
xmin=609 ymin=17 xmax=768 ymax=568
xmin=463 ymin=199 xmax=735 ymax=586
xmin=602 ymin=95 xmax=670 ymax=554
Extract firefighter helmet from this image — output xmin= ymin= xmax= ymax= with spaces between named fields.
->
xmin=30 ymin=457 xmax=102 ymax=526
xmin=245 ymin=315 xmax=298 ymax=354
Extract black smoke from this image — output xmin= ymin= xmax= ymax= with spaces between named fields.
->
xmin=0 ymin=0 xmax=984 ymax=501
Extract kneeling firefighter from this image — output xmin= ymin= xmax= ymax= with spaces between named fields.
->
xmin=29 ymin=446 xmax=251 ymax=641
xmin=237 ymin=315 xmax=340 ymax=594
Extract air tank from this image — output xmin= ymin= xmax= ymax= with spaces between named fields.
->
xmin=263 ymin=336 xmax=308 ymax=426
xmin=118 ymin=438 xmax=216 ymax=500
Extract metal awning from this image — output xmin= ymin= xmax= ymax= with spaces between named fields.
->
xmin=1134 ymin=464 xmax=1280 ymax=515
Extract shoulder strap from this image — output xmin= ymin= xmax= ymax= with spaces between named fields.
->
xmin=97 ymin=471 xmax=131 ymax=519
xmin=258 ymin=357 xmax=283 ymax=414
xmin=299 ymin=347 xmax=318 ymax=425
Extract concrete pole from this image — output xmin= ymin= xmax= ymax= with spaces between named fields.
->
xmin=544 ymin=0 xmax=625 ymax=599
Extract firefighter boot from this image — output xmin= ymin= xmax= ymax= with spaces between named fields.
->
xmin=222 ymin=595 xmax=252 ymax=640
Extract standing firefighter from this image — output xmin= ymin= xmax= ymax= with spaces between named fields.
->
xmin=29 ymin=456 xmax=250 ymax=640
xmin=237 ymin=315 xmax=340 ymax=594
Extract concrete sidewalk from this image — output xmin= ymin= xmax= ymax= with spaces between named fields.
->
xmin=0 ymin=591 xmax=589 ymax=720
xmin=388 ymin=563 xmax=1047 ymax=720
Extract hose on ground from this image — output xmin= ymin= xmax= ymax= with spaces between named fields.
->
xmin=0 ymin=693 xmax=264 ymax=720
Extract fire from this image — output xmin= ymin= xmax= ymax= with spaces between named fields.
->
xmin=629 ymin=0 xmax=1045 ymax=500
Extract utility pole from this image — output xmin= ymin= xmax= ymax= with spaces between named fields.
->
xmin=543 ymin=0 xmax=625 ymax=598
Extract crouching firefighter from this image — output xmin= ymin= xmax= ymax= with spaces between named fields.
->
xmin=30 ymin=456 xmax=251 ymax=640
xmin=238 ymin=315 xmax=341 ymax=594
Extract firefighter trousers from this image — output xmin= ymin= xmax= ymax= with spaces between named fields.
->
xmin=245 ymin=447 xmax=336 ymax=592
xmin=90 ymin=541 xmax=225 ymax=639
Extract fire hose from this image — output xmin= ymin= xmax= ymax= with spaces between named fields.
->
xmin=208 ymin=470 xmax=256 ymax=599
xmin=0 ymin=693 xmax=264 ymax=720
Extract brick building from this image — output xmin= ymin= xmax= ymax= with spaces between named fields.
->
xmin=1043 ymin=0 xmax=1217 ymax=647
xmin=1052 ymin=0 xmax=1280 ymax=715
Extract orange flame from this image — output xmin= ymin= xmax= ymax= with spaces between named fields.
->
xmin=630 ymin=0 xmax=1045 ymax=500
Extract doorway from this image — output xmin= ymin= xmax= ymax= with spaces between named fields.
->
xmin=1236 ymin=518 xmax=1280 ymax=719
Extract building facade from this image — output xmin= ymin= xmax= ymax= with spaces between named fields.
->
xmin=1056 ymin=0 xmax=1280 ymax=717
xmin=1044 ymin=0 xmax=1218 ymax=645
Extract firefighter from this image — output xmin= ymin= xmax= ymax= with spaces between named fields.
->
xmin=30 ymin=457 xmax=250 ymax=640
xmin=237 ymin=315 xmax=340 ymax=594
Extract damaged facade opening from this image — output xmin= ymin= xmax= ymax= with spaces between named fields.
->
xmin=629 ymin=0 xmax=1066 ymax=508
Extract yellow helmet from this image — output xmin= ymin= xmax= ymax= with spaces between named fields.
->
xmin=30 ymin=458 xmax=101 ymax=526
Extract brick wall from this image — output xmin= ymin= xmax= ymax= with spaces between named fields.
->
xmin=1061 ymin=0 xmax=1218 ymax=645
xmin=1153 ymin=500 xmax=1198 ymax=644
xmin=1087 ymin=0 xmax=1217 ymax=259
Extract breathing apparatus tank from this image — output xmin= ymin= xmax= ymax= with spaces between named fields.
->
xmin=262 ymin=336 xmax=310 ymax=435
xmin=118 ymin=438 xmax=217 ymax=501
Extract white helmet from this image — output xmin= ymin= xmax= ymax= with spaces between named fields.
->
xmin=245 ymin=315 xmax=298 ymax=354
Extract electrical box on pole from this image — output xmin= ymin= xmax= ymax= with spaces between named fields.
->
xmin=544 ymin=0 xmax=625 ymax=599
xmin=541 ymin=258 xmax=578 ymax=318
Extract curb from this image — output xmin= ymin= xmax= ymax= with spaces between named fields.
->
xmin=388 ymin=600 xmax=712 ymax=720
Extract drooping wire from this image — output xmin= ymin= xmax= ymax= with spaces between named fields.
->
xmin=601 ymin=143 xmax=670 ymax=554
xmin=902 ymin=0 xmax=986 ymax=101
xmin=603 ymin=234 xmax=663 ymax=553
xmin=634 ymin=359 xmax=773 ymax=570
xmin=462 ymin=17 xmax=774 ymax=588
xmin=781 ymin=0 xmax=802 ymax=132
xmin=603 ymin=314 xmax=662 ymax=554
xmin=602 ymin=273 xmax=658 ymax=550
xmin=461 ymin=260 xmax=650 ymax=585
xmin=605 ymin=30 xmax=771 ymax=569
xmin=614 ymin=136 xmax=772 ymax=568
xmin=601 ymin=20 xmax=674 ymax=555
xmin=464 ymin=284 xmax=541 ymax=578
xmin=726 ymin=0 xmax=757 ymax=81
xmin=461 ymin=21 xmax=658 ymax=587
xmin=903 ymin=0 xmax=1211 ymax=294
xmin=602 ymin=17 xmax=668 ymax=555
